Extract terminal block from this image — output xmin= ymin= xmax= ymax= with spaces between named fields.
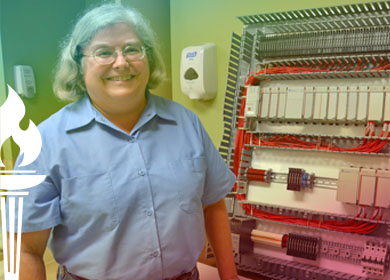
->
xmin=287 ymin=168 xmax=314 ymax=191
xmin=361 ymin=241 xmax=389 ymax=278
xmin=286 ymin=233 xmax=320 ymax=261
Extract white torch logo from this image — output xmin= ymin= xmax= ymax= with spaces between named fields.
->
xmin=0 ymin=85 xmax=46 ymax=280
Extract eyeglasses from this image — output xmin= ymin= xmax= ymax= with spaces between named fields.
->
xmin=83 ymin=44 xmax=146 ymax=65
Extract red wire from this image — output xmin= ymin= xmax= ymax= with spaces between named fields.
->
xmin=232 ymin=66 xmax=383 ymax=235
xmin=254 ymin=121 xmax=388 ymax=154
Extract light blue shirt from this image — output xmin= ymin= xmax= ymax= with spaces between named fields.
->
xmin=14 ymin=92 xmax=235 ymax=280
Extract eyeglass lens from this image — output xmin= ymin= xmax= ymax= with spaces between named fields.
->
xmin=93 ymin=45 xmax=145 ymax=64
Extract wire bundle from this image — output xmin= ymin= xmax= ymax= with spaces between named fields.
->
xmin=232 ymin=68 xmax=382 ymax=235
xmin=253 ymin=121 xmax=390 ymax=154
xmin=239 ymin=201 xmax=381 ymax=234
xmin=246 ymin=168 xmax=271 ymax=183
xmin=259 ymin=58 xmax=390 ymax=75
xmin=332 ymin=122 xmax=390 ymax=153
xmin=370 ymin=57 xmax=390 ymax=71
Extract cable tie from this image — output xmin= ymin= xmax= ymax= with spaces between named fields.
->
xmin=317 ymin=215 xmax=323 ymax=228
xmin=306 ymin=212 xmax=312 ymax=227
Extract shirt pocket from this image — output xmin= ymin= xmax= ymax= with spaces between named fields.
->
xmin=169 ymin=157 xmax=206 ymax=214
xmin=60 ymin=172 xmax=119 ymax=234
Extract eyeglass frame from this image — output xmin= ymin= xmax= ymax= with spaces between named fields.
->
xmin=82 ymin=44 xmax=147 ymax=65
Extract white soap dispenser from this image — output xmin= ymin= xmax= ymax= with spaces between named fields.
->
xmin=180 ymin=43 xmax=217 ymax=100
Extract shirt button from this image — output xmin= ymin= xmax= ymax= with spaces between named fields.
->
xmin=152 ymin=250 xmax=159 ymax=257
xmin=138 ymin=170 xmax=146 ymax=176
xmin=146 ymin=210 xmax=153 ymax=216
xmin=128 ymin=137 xmax=135 ymax=143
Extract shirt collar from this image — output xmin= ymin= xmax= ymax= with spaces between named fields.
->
xmin=145 ymin=91 xmax=176 ymax=122
xmin=64 ymin=95 xmax=95 ymax=132
xmin=64 ymin=91 xmax=176 ymax=132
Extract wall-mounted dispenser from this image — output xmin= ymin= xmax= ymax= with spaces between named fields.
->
xmin=180 ymin=43 xmax=217 ymax=100
xmin=13 ymin=65 xmax=36 ymax=98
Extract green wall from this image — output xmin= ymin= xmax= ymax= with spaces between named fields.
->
xmin=170 ymin=0 xmax=378 ymax=146
xmin=0 ymin=34 xmax=5 ymax=106
xmin=1 ymin=0 xmax=86 ymax=123
xmin=0 ymin=0 xmax=86 ymax=162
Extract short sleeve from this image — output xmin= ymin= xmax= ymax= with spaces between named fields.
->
xmin=194 ymin=117 xmax=236 ymax=206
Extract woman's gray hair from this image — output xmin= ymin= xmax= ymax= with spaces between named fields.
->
xmin=53 ymin=3 xmax=166 ymax=101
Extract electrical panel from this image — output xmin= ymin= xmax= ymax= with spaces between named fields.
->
xmin=220 ymin=1 xmax=390 ymax=279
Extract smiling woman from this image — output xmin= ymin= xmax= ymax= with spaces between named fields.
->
xmin=81 ymin=23 xmax=150 ymax=132
xmin=12 ymin=3 xmax=238 ymax=280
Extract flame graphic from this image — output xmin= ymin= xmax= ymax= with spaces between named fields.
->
xmin=0 ymin=85 xmax=42 ymax=167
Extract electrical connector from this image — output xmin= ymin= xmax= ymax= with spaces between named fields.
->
xmin=285 ymin=87 xmax=304 ymax=119
xmin=357 ymin=86 xmax=369 ymax=121
xmin=269 ymin=87 xmax=279 ymax=118
xmin=278 ymin=87 xmax=287 ymax=118
xmin=313 ymin=86 xmax=328 ymax=120
xmin=368 ymin=86 xmax=385 ymax=122
xmin=358 ymin=168 xmax=377 ymax=206
xmin=375 ymin=169 xmax=390 ymax=208
xmin=337 ymin=86 xmax=348 ymax=120
xmin=303 ymin=86 xmax=314 ymax=119
xmin=347 ymin=86 xmax=358 ymax=120
xmin=260 ymin=87 xmax=270 ymax=118
xmin=287 ymin=168 xmax=314 ymax=191
xmin=361 ymin=241 xmax=388 ymax=277
xmin=336 ymin=167 xmax=361 ymax=204
xmin=384 ymin=86 xmax=390 ymax=122
xmin=245 ymin=86 xmax=260 ymax=118
xmin=286 ymin=233 xmax=320 ymax=261
xmin=327 ymin=86 xmax=338 ymax=120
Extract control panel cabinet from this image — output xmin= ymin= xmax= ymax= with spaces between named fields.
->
xmin=221 ymin=1 xmax=390 ymax=279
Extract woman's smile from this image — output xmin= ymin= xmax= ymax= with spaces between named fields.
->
xmin=105 ymin=75 xmax=135 ymax=81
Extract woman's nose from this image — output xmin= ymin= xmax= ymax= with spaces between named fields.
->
xmin=112 ymin=51 xmax=129 ymax=68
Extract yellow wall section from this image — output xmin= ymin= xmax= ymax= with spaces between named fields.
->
xmin=121 ymin=0 xmax=172 ymax=99
xmin=170 ymin=0 xmax=378 ymax=146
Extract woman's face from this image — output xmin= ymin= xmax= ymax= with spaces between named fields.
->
xmin=82 ymin=23 xmax=150 ymax=115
